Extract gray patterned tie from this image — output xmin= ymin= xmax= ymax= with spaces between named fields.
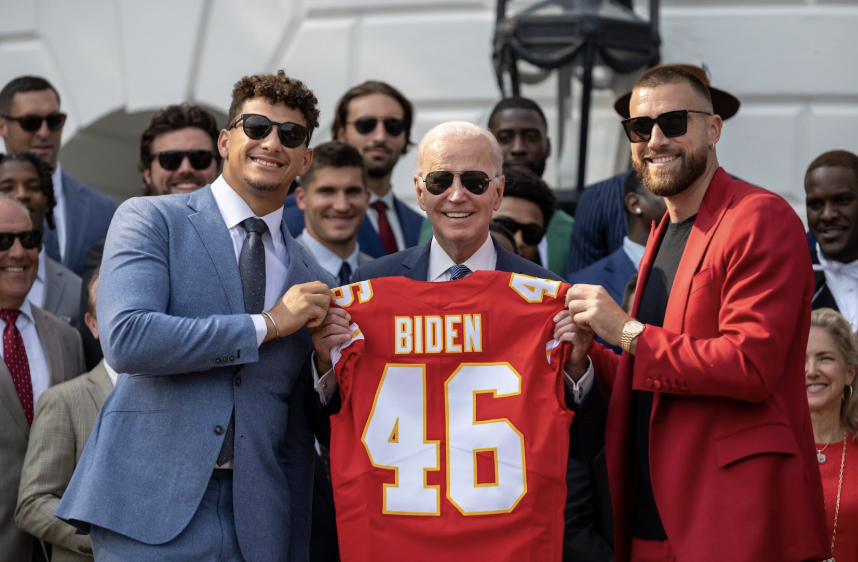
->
xmin=449 ymin=264 xmax=472 ymax=280
xmin=217 ymin=217 xmax=269 ymax=466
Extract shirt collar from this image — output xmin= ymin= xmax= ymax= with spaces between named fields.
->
xmin=17 ymin=298 xmax=34 ymax=325
xmin=301 ymin=233 xmax=360 ymax=278
xmin=622 ymin=236 xmax=646 ymax=270
xmin=369 ymin=188 xmax=396 ymax=209
xmin=210 ymin=174 xmax=285 ymax=253
xmin=104 ymin=361 xmax=119 ymax=387
xmin=816 ymin=243 xmax=858 ymax=277
xmin=51 ymin=163 xmax=64 ymax=201
xmin=428 ymin=234 xmax=496 ymax=282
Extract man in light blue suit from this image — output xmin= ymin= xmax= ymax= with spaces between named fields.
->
xmin=56 ymin=71 xmax=335 ymax=562
xmin=0 ymin=76 xmax=116 ymax=276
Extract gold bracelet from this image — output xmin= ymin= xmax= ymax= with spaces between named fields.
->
xmin=261 ymin=310 xmax=280 ymax=339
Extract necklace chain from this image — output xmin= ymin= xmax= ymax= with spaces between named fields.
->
xmin=831 ymin=437 xmax=846 ymax=555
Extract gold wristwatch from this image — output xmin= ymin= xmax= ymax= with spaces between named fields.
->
xmin=621 ymin=320 xmax=646 ymax=354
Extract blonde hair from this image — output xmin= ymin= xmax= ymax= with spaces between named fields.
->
xmin=414 ymin=121 xmax=504 ymax=177
xmin=811 ymin=308 xmax=858 ymax=438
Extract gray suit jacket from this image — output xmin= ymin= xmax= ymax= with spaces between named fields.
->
xmin=43 ymin=256 xmax=82 ymax=327
xmin=43 ymin=172 xmax=116 ymax=277
xmin=56 ymin=186 xmax=333 ymax=562
xmin=16 ymin=361 xmax=111 ymax=562
xmin=295 ymin=232 xmax=373 ymax=277
xmin=0 ymin=306 xmax=85 ymax=562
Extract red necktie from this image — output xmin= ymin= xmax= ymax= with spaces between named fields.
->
xmin=372 ymin=200 xmax=399 ymax=255
xmin=0 ymin=310 xmax=33 ymax=425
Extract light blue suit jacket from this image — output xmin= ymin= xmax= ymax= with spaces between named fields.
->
xmin=56 ymin=186 xmax=332 ymax=562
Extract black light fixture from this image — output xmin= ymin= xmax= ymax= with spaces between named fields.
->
xmin=493 ymin=0 xmax=661 ymax=192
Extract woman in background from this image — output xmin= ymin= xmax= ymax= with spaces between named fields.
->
xmin=806 ymin=308 xmax=858 ymax=562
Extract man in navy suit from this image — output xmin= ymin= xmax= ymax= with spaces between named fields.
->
xmin=285 ymin=81 xmax=423 ymax=257
xmin=311 ymin=121 xmax=605 ymax=461
xmin=57 ymin=71 xmax=335 ymax=562
xmin=0 ymin=76 xmax=116 ymax=276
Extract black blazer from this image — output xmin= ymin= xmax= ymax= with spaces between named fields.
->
xmin=811 ymin=245 xmax=839 ymax=312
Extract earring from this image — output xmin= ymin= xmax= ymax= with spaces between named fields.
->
xmin=844 ymin=385 xmax=853 ymax=403
xmin=635 ymin=208 xmax=642 ymax=214
xmin=709 ymin=143 xmax=715 ymax=149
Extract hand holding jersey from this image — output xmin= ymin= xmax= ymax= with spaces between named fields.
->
xmin=263 ymin=280 xmax=334 ymax=343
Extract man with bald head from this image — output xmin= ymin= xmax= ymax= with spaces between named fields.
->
xmin=565 ymin=66 xmax=830 ymax=562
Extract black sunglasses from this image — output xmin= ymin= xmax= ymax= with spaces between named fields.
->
xmin=1 ymin=113 xmax=67 ymax=132
xmin=621 ymin=109 xmax=712 ymax=143
xmin=0 ymin=230 xmax=42 ymax=251
xmin=492 ymin=216 xmax=545 ymax=245
xmin=420 ymin=171 xmax=496 ymax=196
xmin=153 ymin=150 xmax=217 ymax=171
xmin=230 ymin=114 xmax=310 ymax=148
xmin=349 ymin=116 xmax=405 ymax=137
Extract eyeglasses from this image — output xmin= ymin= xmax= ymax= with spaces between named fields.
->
xmin=419 ymin=171 xmax=496 ymax=196
xmin=492 ymin=216 xmax=545 ymax=245
xmin=153 ymin=150 xmax=217 ymax=171
xmin=621 ymin=109 xmax=712 ymax=143
xmin=229 ymin=114 xmax=310 ymax=148
xmin=349 ymin=117 xmax=405 ymax=137
xmin=0 ymin=230 xmax=42 ymax=251
xmin=1 ymin=113 xmax=67 ymax=132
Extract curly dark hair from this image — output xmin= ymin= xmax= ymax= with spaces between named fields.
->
xmin=227 ymin=70 xmax=319 ymax=145
xmin=0 ymin=152 xmax=56 ymax=229
xmin=330 ymin=81 xmax=414 ymax=154
xmin=501 ymin=165 xmax=556 ymax=226
xmin=138 ymin=104 xmax=221 ymax=196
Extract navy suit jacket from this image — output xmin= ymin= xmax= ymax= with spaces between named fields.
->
xmin=49 ymin=172 xmax=116 ymax=276
xmin=56 ymin=186 xmax=332 ymax=562
xmin=284 ymin=192 xmax=424 ymax=258
xmin=566 ymin=247 xmax=636 ymax=307
xmin=352 ymin=236 xmax=607 ymax=461
xmin=566 ymin=171 xmax=630 ymax=276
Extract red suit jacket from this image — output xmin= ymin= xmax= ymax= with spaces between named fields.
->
xmin=589 ymin=168 xmax=830 ymax=562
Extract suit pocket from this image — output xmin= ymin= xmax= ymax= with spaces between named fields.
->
xmin=714 ymin=423 xmax=798 ymax=467
xmin=689 ymin=266 xmax=715 ymax=295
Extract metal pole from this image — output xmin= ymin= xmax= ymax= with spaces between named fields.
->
xmin=577 ymin=40 xmax=595 ymax=191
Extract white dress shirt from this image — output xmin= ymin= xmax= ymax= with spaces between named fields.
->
xmin=622 ymin=236 xmax=646 ymax=270
xmin=26 ymin=249 xmax=47 ymax=309
xmin=0 ymin=299 xmax=50 ymax=410
xmin=51 ymin=163 xmax=67 ymax=260
xmin=314 ymin=233 xmax=594 ymax=402
xmin=367 ymin=189 xmax=406 ymax=251
xmin=815 ymin=244 xmax=858 ymax=330
xmin=210 ymin=175 xmax=289 ymax=345
xmin=104 ymin=361 xmax=119 ymax=387
xmin=300 ymin=233 xmax=360 ymax=280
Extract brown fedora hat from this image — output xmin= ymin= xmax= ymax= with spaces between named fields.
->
xmin=613 ymin=64 xmax=741 ymax=120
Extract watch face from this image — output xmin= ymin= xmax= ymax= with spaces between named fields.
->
xmin=626 ymin=320 xmax=644 ymax=335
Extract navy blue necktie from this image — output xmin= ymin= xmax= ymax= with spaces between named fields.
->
xmin=338 ymin=261 xmax=352 ymax=287
xmin=217 ymin=217 xmax=269 ymax=466
xmin=449 ymin=264 xmax=471 ymax=280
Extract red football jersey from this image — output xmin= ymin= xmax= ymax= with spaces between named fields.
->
xmin=329 ymin=270 xmax=574 ymax=562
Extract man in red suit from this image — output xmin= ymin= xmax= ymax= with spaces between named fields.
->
xmin=563 ymin=66 xmax=831 ymax=562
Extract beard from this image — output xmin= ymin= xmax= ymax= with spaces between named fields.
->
xmin=245 ymin=176 xmax=281 ymax=193
xmin=633 ymin=142 xmax=708 ymax=197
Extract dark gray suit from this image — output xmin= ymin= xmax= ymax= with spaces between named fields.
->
xmin=42 ymin=256 xmax=82 ymax=327
xmin=56 ymin=185 xmax=332 ymax=562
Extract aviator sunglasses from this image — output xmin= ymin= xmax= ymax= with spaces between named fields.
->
xmin=0 ymin=230 xmax=42 ymax=251
xmin=621 ymin=109 xmax=712 ymax=143
xmin=349 ymin=116 xmax=405 ymax=137
xmin=1 ymin=113 xmax=67 ymax=132
xmin=153 ymin=150 xmax=217 ymax=171
xmin=492 ymin=216 xmax=546 ymax=245
xmin=419 ymin=171 xmax=496 ymax=196
xmin=230 ymin=114 xmax=310 ymax=148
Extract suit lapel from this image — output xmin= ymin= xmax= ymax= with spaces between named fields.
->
xmin=42 ymin=258 xmax=63 ymax=314
xmin=32 ymin=305 xmax=65 ymax=386
xmin=61 ymin=172 xmax=89 ymax=270
xmin=0 ymin=361 xmax=28 ymax=435
xmin=279 ymin=223 xmax=326 ymax=292
xmin=663 ymin=169 xmax=733 ymax=333
xmin=87 ymin=361 xmax=113 ymax=411
xmin=187 ymin=187 xmax=245 ymax=315
xmin=400 ymin=241 xmax=431 ymax=281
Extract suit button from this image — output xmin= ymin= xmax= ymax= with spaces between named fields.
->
xmin=229 ymin=355 xmax=235 ymax=362
xmin=214 ymin=425 xmax=224 ymax=435
xmin=235 ymin=377 xmax=242 ymax=387
xmin=653 ymin=380 xmax=662 ymax=390
xmin=645 ymin=378 xmax=653 ymax=388
xmin=222 ymin=356 xmax=229 ymax=363
xmin=215 ymin=357 xmax=221 ymax=364
xmin=671 ymin=383 xmax=679 ymax=391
